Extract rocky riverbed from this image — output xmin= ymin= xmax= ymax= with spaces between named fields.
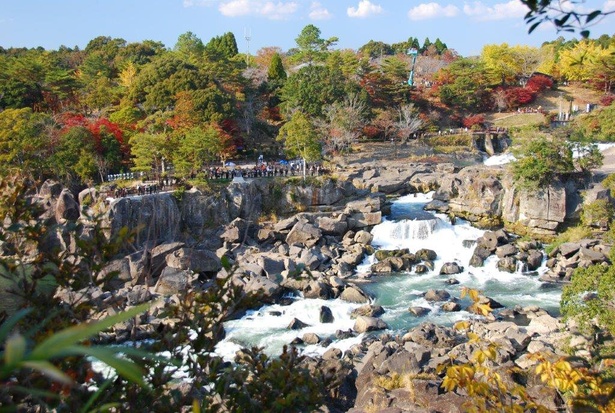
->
xmin=12 ymin=152 xmax=613 ymax=412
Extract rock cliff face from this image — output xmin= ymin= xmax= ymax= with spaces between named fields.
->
xmin=103 ymin=164 xmax=589 ymax=248
xmin=428 ymin=166 xmax=587 ymax=237
xmin=106 ymin=193 xmax=182 ymax=249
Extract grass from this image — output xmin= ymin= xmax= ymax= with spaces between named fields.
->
xmin=486 ymin=113 xmax=548 ymax=129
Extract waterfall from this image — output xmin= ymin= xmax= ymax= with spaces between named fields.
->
xmin=390 ymin=218 xmax=439 ymax=240
xmin=516 ymin=260 xmax=528 ymax=274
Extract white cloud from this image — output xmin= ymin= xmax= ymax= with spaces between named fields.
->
xmin=309 ymin=1 xmax=332 ymax=20
xmin=218 ymin=0 xmax=298 ymax=19
xmin=604 ymin=0 xmax=615 ymax=12
xmin=347 ymin=0 xmax=383 ymax=18
xmin=183 ymin=0 xmax=217 ymax=7
xmin=408 ymin=3 xmax=459 ymax=20
xmin=463 ymin=1 xmax=527 ymax=21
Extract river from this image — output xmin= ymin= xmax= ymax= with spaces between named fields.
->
xmin=215 ymin=192 xmax=561 ymax=360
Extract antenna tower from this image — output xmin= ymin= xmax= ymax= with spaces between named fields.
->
xmin=244 ymin=27 xmax=251 ymax=66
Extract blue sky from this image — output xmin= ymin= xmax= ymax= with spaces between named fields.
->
xmin=1 ymin=1 xmax=613 ymax=57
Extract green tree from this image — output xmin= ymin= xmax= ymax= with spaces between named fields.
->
xmin=0 ymin=51 xmax=78 ymax=111
xmin=433 ymin=38 xmax=448 ymax=54
xmin=277 ymin=111 xmax=321 ymax=165
xmin=280 ymin=64 xmax=345 ymax=118
xmin=173 ymin=124 xmax=234 ymax=177
xmin=380 ymin=55 xmax=414 ymax=106
xmin=51 ymin=126 xmax=98 ymax=182
xmin=205 ymin=32 xmax=239 ymax=59
xmin=174 ymin=31 xmax=205 ymax=62
xmin=435 ymin=58 xmax=492 ymax=113
xmin=291 ymin=24 xmax=338 ymax=64
xmin=267 ymin=52 xmax=287 ymax=84
xmin=0 ymin=108 xmax=49 ymax=178
xmin=129 ymin=132 xmax=173 ymax=179
xmin=117 ymin=40 xmax=166 ymax=66
xmin=575 ymin=104 xmax=615 ymax=142
xmin=510 ymin=136 xmax=574 ymax=189
xmin=561 ymin=257 xmax=615 ymax=336
xmin=358 ymin=40 xmax=393 ymax=59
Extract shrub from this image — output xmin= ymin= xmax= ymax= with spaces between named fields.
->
xmin=526 ymin=74 xmax=554 ymax=93
xmin=510 ymin=137 xmax=574 ymax=190
xmin=462 ymin=114 xmax=485 ymax=129
xmin=599 ymin=94 xmax=615 ymax=107
xmin=582 ymin=199 xmax=613 ymax=229
xmin=506 ymin=87 xmax=537 ymax=108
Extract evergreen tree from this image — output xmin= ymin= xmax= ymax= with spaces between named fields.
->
xmin=267 ymin=52 xmax=287 ymax=84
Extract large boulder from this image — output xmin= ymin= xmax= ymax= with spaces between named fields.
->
xmin=317 ymin=215 xmax=348 ymax=236
xmin=424 ymin=289 xmax=450 ymax=302
xmin=286 ymin=220 xmax=322 ymax=247
xmin=502 ymin=181 xmax=568 ymax=236
xmin=439 ymin=262 xmax=463 ymax=275
xmin=243 ymin=275 xmax=282 ymax=303
xmin=353 ymin=316 xmax=388 ymax=333
xmin=56 ymin=189 xmax=80 ymax=222
xmin=165 ymin=247 xmax=221 ymax=274
xmin=340 ymin=285 xmax=371 ymax=303
xmin=155 ymin=267 xmax=193 ymax=295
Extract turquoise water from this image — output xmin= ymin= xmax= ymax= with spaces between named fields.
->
xmin=216 ymin=192 xmax=561 ymax=358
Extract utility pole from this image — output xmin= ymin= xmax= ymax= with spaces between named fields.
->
xmin=244 ymin=27 xmax=251 ymax=66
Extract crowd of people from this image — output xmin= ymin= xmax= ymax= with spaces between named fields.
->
xmin=205 ymin=161 xmax=326 ymax=180
xmin=108 ymin=159 xmax=328 ymax=199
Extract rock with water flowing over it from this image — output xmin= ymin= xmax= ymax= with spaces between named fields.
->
xmin=374 ymin=248 xmax=410 ymax=260
xmin=439 ymin=262 xmax=464 ymax=275
xmin=441 ymin=301 xmax=461 ymax=312
xmin=414 ymin=264 xmax=429 ymax=274
xmin=341 ymin=243 xmax=369 ymax=266
xmin=351 ymin=304 xmax=385 ymax=319
xmin=371 ymin=256 xmax=412 ymax=273
xmin=288 ymin=318 xmax=310 ymax=330
xmin=469 ymin=244 xmax=492 ymax=267
xmin=416 ymin=248 xmax=437 ymax=261
xmin=303 ymin=280 xmax=333 ymax=299
xmin=409 ymin=307 xmax=431 ymax=317
xmin=302 ymin=332 xmax=321 ymax=344
xmin=242 ymin=275 xmax=283 ymax=303
xmin=320 ymin=305 xmax=335 ymax=323
xmin=423 ymin=289 xmax=450 ymax=302
xmin=477 ymin=230 xmax=499 ymax=251
xmin=497 ymin=256 xmax=517 ymax=273
xmin=526 ymin=250 xmax=544 ymax=271
xmin=353 ymin=316 xmax=388 ymax=333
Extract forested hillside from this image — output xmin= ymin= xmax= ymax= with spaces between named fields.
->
xmin=1 ymin=27 xmax=613 ymax=187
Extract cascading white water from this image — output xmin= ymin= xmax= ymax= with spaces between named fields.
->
xmin=390 ymin=218 xmax=438 ymax=240
xmin=215 ymin=192 xmax=561 ymax=359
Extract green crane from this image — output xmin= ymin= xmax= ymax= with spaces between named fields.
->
xmin=407 ymin=48 xmax=418 ymax=87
